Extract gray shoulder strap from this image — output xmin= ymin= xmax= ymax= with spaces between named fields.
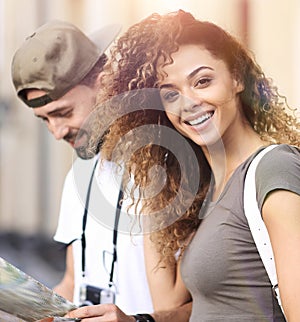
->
xmin=243 ymin=144 xmax=285 ymax=316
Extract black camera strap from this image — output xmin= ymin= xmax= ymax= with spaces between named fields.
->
xmin=109 ymin=187 xmax=123 ymax=288
xmin=81 ymin=157 xmax=123 ymax=289
xmin=81 ymin=158 xmax=99 ymax=278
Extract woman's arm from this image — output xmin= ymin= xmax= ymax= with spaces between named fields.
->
xmin=152 ymin=302 xmax=192 ymax=322
xmin=263 ymin=190 xmax=300 ymax=322
xmin=144 ymin=233 xmax=191 ymax=311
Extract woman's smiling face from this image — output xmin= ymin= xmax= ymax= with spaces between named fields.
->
xmin=159 ymin=44 xmax=244 ymax=148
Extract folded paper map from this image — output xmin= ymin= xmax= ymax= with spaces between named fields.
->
xmin=0 ymin=257 xmax=77 ymax=322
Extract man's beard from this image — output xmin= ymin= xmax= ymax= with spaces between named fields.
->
xmin=74 ymin=129 xmax=103 ymax=160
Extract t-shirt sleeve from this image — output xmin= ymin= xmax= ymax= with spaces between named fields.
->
xmin=53 ymin=167 xmax=83 ymax=244
xmin=255 ymin=145 xmax=300 ymax=211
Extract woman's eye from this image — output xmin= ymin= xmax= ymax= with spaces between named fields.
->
xmin=195 ymin=77 xmax=211 ymax=88
xmin=161 ymin=90 xmax=179 ymax=103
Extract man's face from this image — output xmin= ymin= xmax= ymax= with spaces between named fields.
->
xmin=26 ymin=85 xmax=97 ymax=158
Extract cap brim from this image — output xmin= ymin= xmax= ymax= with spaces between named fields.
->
xmin=88 ymin=24 xmax=122 ymax=55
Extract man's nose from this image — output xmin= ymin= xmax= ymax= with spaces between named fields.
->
xmin=48 ymin=121 xmax=69 ymax=140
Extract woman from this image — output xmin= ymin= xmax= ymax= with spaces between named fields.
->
xmin=69 ymin=10 xmax=300 ymax=322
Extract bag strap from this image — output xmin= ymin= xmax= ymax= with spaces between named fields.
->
xmin=243 ymin=144 xmax=285 ymax=316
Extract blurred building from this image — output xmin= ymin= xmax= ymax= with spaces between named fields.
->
xmin=0 ymin=0 xmax=299 ymax=287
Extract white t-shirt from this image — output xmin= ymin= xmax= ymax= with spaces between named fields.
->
xmin=54 ymin=155 xmax=153 ymax=314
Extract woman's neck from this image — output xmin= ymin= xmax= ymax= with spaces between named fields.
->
xmin=203 ymin=129 xmax=266 ymax=201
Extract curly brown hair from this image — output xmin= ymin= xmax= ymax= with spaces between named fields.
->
xmin=89 ymin=10 xmax=299 ymax=265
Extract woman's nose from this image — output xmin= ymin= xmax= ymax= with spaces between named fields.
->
xmin=181 ymin=89 xmax=203 ymax=113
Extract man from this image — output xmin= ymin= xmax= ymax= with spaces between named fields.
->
xmin=11 ymin=20 xmax=153 ymax=313
xmin=11 ymin=20 xmax=192 ymax=322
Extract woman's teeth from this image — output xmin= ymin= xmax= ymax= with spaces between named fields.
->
xmin=187 ymin=112 xmax=213 ymax=126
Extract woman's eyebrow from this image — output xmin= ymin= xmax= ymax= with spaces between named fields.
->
xmin=160 ymin=66 xmax=214 ymax=89
xmin=187 ymin=66 xmax=213 ymax=80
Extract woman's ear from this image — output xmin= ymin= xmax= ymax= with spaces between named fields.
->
xmin=233 ymin=78 xmax=245 ymax=94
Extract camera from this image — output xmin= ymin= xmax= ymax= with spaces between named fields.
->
xmin=79 ymin=284 xmax=115 ymax=306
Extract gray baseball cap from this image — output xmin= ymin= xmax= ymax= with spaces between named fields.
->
xmin=11 ymin=20 xmax=121 ymax=108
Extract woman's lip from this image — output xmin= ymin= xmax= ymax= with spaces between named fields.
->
xmin=183 ymin=108 xmax=214 ymax=122
xmin=184 ymin=111 xmax=214 ymax=126
xmin=182 ymin=112 xmax=215 ymax=134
